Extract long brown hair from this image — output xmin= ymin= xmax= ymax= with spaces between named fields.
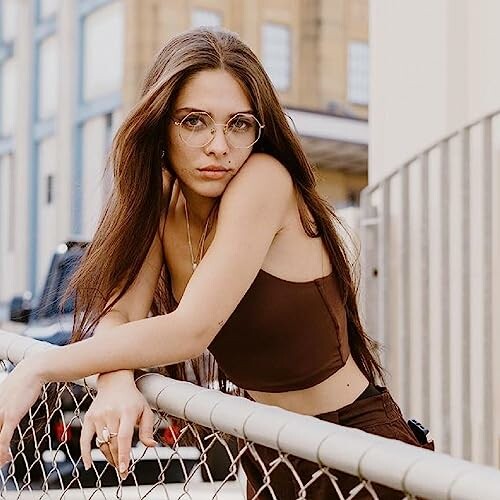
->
xmin=65 ymin=27 xmax=383 ymax=393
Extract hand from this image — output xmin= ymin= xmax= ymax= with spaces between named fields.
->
xmin=0 ymin=361 xmax=44 ymax=466
xmin=80 ymin=371 xmax=157 ymax=480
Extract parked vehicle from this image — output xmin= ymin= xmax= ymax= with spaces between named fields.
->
xmin=8 ymin=240 xmax=86 ymax=344
xmin=6 ymin=240 xmax=236 ymax=487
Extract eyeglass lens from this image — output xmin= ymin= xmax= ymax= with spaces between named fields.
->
xmin=178 ymin=112 xmax=261 ymax=148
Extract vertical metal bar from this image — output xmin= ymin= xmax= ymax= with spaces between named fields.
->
xmin=461 ymin=127 xmax=472 ymax=460
xmin=360 ymin=189 xmax=378 ymax=348
xmin=482 ymin=117 xmax=493 ymax=464
xmin=440 ymin=139 xmax=451 ymax=453
xmin=359 ymin=189 xmax=369 ymax=324
xmin=378 ymin=181 xmax=391 ymax=369
xmin=420 ymin=153 xmax=430 ymax=426
xmin=399 ymin=164 xmax=411 ymax=413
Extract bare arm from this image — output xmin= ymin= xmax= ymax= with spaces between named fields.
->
xmin=93 ymin=312 xmax=134 ymax=384
xmin=29 ymin=154 xmax=293 ymax=384
xmin=92 ymin=217 xmax=166 ymax=386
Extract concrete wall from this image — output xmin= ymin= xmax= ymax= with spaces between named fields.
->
xmin=370 ymin=0 xmax=500 ymax=183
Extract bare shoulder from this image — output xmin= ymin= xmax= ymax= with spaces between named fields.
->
xmin=228 ymin=152 xmax=293 ymax=189
xmin=220 ymin=153 xmax=295 ymax=215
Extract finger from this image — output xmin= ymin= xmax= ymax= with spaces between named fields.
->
xmin=117 ymin=414 xmax=136 ymax=479
xmin=79 ymin=418 xmax=96 ymax=470
xmin=0 ymin=417 xmax=16 ymax=465
xmin=138 ymin=406 xmax=157 ymax=447
xmin=97 ymin=442 xmax=115 ymax=468
xmin=98 ymin=420 xmax=120 ymax=471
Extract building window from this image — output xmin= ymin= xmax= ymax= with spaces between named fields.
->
xmin=347 ymin=41 xmax=369 ymax=106
xmin=1 ymin=0 xmax=18 ymax=42
xmin=261 ymin=23 xmax=291 ymax=92
xmin=82 ymin=2 xmax=123 ymax=101
xmin=38 ymin=35 xmax=58 ymax=120
xmin=81 ymin=115 xmax=107 ymax=237
xmin=191 ymin=9 xmax=222 ymax=28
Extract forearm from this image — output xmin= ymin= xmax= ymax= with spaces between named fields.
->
xmin=33 ymin=312 xmax=200 ymax=384
xmin=93 ymin=310 xmax=134 ymax=383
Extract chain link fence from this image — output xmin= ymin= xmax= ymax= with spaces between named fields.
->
xmin=0 ymin=331 xmax=499 ymax=499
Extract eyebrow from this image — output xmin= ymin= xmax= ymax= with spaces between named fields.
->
xmin=175 ymin=107 xmax=254 ymax=118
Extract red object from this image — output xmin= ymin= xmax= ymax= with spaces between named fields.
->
xmin=53 ymin=419 xmax=72 ymax=443
xmin=162 ymin=423 xmax=180 ymax=446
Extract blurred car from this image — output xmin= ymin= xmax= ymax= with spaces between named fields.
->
xmin=8 ymin=240 xmax=86 ymax=344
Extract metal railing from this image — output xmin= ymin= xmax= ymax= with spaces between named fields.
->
xmin=1 ymin=331 xmax=500 ymax=499
xmin=360 ymin=110 xmax=500 ymax=466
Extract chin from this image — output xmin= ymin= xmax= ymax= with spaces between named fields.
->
xmin=195 ymin=181 xmax=229 ymax=198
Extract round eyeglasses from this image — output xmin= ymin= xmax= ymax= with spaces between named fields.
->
xmin=172 ymin=111 xmax=265 ymax=149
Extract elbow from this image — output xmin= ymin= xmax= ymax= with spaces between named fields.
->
xmin=189 ymin=341 xmax=207 ymax=360
xmin=169 ymin=310 xmax=213 ymax=360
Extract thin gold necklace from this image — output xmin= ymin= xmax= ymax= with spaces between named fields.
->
xmin=184 ymin=200 xmax=212 ymax=272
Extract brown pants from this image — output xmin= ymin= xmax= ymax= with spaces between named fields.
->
xmin=241 ymin=386 xmax=434 ymax=499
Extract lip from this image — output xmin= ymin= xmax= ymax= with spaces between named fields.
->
xmin=198 ymin=165 xmax=229 ymax=172
xmin=198 ymin=169 xmax=229 ymax=180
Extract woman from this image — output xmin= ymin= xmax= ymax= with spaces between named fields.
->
xmin=0 ymin=28 xmax=432 ymax=499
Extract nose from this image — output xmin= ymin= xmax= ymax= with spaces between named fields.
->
xmin=205 ymin=124 xmax=229 ymax=156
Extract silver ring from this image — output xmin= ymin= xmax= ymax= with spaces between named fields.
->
xmin=95 ymin=436 xmax=107 ymax=447
xmin=96 ymin=426 xmax=118 ymax=447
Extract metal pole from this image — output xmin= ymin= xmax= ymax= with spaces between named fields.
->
xmin=481 ymin=117 xmax=493 ymax=464
xmin=399 ymin=164 xmax=411 ymax=413
xmin=461 ymin=127 xmax=472 ymax=460
xmin=420 ymin=153 xmax=430 ymax=426
xmin=378 ymin=181 xmax=391 ymax=369
xmin=440 ymin=139 xmax=451 ymax=454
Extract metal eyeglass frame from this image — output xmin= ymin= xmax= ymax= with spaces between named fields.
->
xmin=171 ymin=111 xmax=265 ymax=149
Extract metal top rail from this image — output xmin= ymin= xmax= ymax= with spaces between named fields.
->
xmin=364 ymin=108 xmax=500 ymax=195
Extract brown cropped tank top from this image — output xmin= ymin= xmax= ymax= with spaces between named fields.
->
xmin=206 ymin=268 xmax=351 ymax=392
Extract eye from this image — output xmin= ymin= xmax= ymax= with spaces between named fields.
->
xmin=181 ymin=113 xmax=209 ymax=129
xmin=229 ymin=116 xmax=253 ymax=131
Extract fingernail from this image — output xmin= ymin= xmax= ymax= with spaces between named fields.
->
xmin=119 ymin=462 xmax=127 ymax=473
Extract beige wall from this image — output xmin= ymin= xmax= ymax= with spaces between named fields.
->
xmin=316 ymin=168 xmax=367 ymax=207
xmin=318 ymin=0 xmax=368 ymax=117
xmin=123 ymin=0 xmax=369 ymax=116
xmin=369 ymin=0 xmax=500 ymax=183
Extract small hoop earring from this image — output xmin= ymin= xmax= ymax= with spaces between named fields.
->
xmin=160 ymin=150 xmax=166 ymax=159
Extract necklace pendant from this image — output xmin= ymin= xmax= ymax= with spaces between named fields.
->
xmin=192 ymin=262 xmax=197 ymax=271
